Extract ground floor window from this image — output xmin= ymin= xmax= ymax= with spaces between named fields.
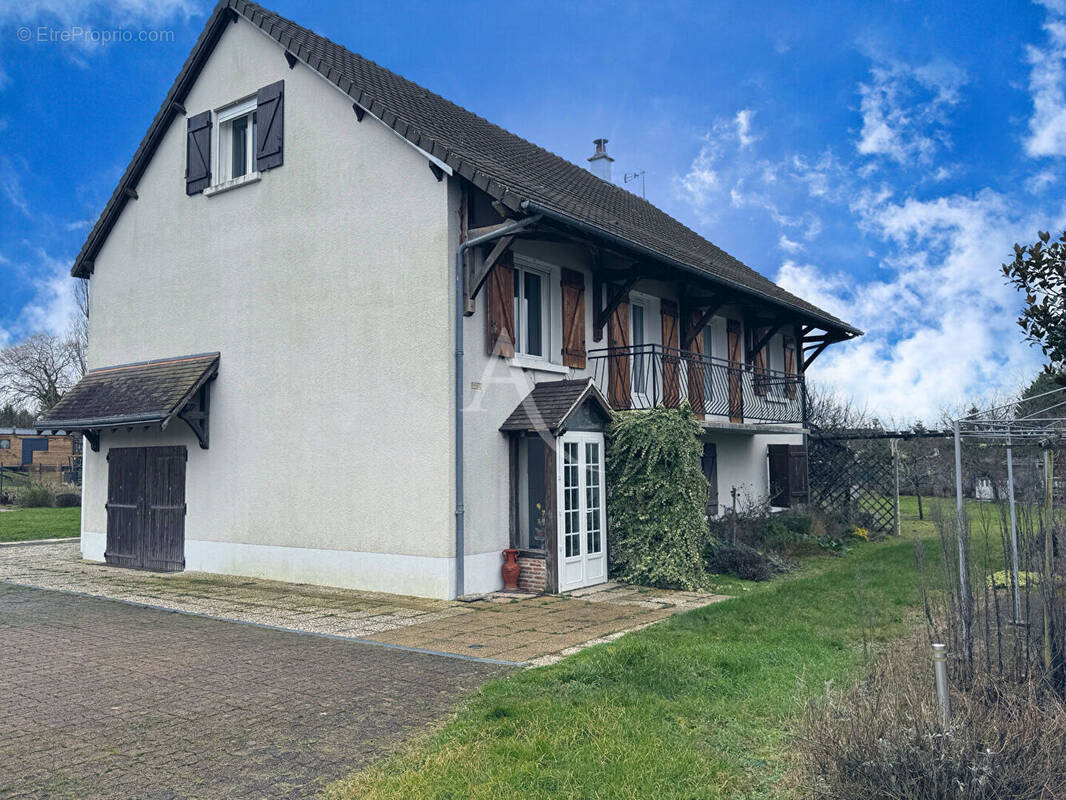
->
xmin=517 ymin=435 xmax=549 ymax=550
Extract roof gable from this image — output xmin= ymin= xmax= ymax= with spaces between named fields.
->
xmin=71 ymin=0 xmax=859 ymax=336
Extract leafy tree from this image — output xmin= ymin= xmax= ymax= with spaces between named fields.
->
xmin=1003 ymin=231 xmax=1066 ymax=375
xmin=0 ymin=403 xmax=34 ymax=428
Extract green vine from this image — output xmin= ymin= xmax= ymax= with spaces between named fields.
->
xmin=606 ymin=404 xmax=710 ymax=590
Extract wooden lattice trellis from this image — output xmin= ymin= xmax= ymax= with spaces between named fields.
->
xmin=808 ymin=436 xmax=895 ymax=533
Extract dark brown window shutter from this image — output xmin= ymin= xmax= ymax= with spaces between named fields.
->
xmin=783 ymin=335 xmax=797 ymax=400
xmin=606 ymin=290 xmax=630 ymax=409
xmin=751 ymin=326 xmax=769 ymax=397
xmin=560 ymin=268 xmax=586 ymax=368
xmin=256 ymin=80 xmax=284 ymax=171
xmin=486 ymin=251 xmax=515 ymax=357
xmin=727 ymin=319 xmax=744 ymax=423
xmin=661 ymin=300 xmax=680 ymax=408
xmin=788 ymin=445 xmax=809 ymax=504
xmin=768 ymin=444 xmax=790 ymax=507
xmin=185 ymin=111 xmax=212 ymax=195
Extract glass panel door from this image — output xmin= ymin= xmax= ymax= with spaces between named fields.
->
xmin=557 ymin=433 xmax=608 ymax=591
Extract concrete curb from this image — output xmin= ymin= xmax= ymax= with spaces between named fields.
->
xmin=0 ymin=537 xmax=79 ymax=548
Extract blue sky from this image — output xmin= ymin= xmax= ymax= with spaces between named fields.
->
xmin=1 ymin=0 xmax=1065 ymax=421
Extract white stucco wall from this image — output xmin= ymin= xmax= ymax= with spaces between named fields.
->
xmin=82 ymin=19 xmax=460 ymax=597
xmin=710 ymin=430 xmax=804 ymax=514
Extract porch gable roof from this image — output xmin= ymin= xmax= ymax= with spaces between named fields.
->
xmin=500 ymin=378 xmax=612 ymax=435
xmin=35 ymin=353 xmax=219 ymax=437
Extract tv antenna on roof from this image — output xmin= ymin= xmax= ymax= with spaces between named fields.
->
xmin=624 ymin=170 xmax=646 ymax=199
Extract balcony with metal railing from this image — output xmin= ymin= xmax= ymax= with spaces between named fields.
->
xmin=588 ymin=344 xmax=805 ymax=426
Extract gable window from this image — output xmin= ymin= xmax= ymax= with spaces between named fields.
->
xmin=216 ymin=97 xmax=258 ymax=184
xmin=513 ymin=266 xmax=548 ymax=358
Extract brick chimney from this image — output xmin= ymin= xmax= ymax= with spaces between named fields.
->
xmin=588 ymin=138 xmax=614 ymax=182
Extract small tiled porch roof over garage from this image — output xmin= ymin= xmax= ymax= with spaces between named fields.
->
xmin=500 ymin=378 xmax=612 ymax=436
xmin=36 ymin=353 xmax=220 ymax=452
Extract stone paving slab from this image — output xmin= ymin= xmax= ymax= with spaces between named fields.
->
xmin=0 ymin=542 xmax=729 ymax=666
xmin=0 ymin=583 xmax=505 ymax=800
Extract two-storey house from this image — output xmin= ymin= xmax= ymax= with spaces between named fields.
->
xmin=38 ymin=0 xmax=860 ymax=598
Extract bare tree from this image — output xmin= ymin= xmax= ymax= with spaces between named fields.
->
xmin=0 ymin=334 xmax=80 ymax=413
xmin=805 ymin=380 xmax=879 ymax=432
xmin=68 ymin=278 xmax=89 ymax=378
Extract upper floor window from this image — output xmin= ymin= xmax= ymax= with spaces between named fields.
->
xmin=186 ymin=80 xmax=284 ymax=196
xmin=514 ymin=266 xmax=548 ymax=358
xmin=0 ymin=439 xmax=9 ymax=449
xmin=217 ymin=97 xmax=258 ymax=183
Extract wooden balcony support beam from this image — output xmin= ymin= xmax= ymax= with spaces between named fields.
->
xmin=680 ymin=300 xmax=725 ymax=349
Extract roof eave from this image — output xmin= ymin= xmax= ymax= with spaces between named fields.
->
xmin=71 ymin=0 xmax=237 ymax=279
xmin=519 ymin=200 xmax=863 ymax=338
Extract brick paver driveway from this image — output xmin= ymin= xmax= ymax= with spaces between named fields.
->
xmin=0 ymin=583 xmax=506 ymax=800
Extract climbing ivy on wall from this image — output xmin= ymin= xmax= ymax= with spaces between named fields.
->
xmin=606 ymin=404 xmax=710 ymax=590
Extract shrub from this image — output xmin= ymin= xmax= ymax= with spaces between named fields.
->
xmin=800 ymin=641 xmax=1066 ymax=799
xmin=606 ymin=405 xmax=709 ymax=590
xmin=706 ymin=544 xmax=773 ymax=582
xmin=54 ymin=492 xmax=81 ymax=508
xmin=17 ymin=483 xmax=54 ymax=508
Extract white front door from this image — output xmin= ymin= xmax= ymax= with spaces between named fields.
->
xmin=557 ymin=432 xmax=608 ymax=592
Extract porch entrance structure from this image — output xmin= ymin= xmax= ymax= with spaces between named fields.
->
xmin=501 ymin=379 xmax=612 ymax=593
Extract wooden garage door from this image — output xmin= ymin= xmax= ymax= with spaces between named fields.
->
xmin=105 ymin=446 xmax=186 ymax=571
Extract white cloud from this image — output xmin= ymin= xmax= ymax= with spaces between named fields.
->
xmin=734 ymin=109 xmax=757 ymax=148
xmin=1024 ymin=8 xmax=1066 ymax=157
xmin=856 ymin=58 xmax=967 ymax=164
xmin=0 ymin=0 xmax=199 ymax=26
xmin=0 ymin=157 xmax=30 ymax=218
xmin=777 ymin=191 xmax=1052 ymax=422
xmin=1026 ymin=168 xmax=1058 ymax=192
xmin=0 ymin=249 xmax=79 ymax=344
xmin=778 ymin=235 xmax=804 ymax=254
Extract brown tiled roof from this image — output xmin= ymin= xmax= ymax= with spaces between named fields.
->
xmin=70 ymin=0 xmax=859 ymax=336
xmin=500 ymin=379 xmax=611 ymax=434
xmin=36 ymin=353 xmax=219 ymax=430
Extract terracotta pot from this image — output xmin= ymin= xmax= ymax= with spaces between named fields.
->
xmin=501 ymin=548 xmax=521 ymax=591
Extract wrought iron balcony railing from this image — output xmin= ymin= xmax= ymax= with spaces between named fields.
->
xmin=588 ymin=344 xmax=805 ymax=425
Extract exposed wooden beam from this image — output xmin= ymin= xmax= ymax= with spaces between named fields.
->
xmin=123 ymin=186 xmax=138 ymax=200
xmin=594 ymin=276 xmax=640 ymax=333
xmin=680 ymin=300 xmax=725 ymax=348
xmin=84 ymin=431 xmax=100 ymax=452
xmin=802 ymin=341 xmax=831 ymax=371
xmin=170 ymin=100 xmax=186 ymax=116
xmin=468 ymin=235 xmax=515 ymax=301
xmin=467 ymin=221 xmax=516 ymax=239
xmin=352 ymin=103 xmax=365 ymax=122
xmin=748 ymin=322 xmax=784 ymax=358
xmin=491 ymin=200 xmax=514 ymax=219
xmin=428 ymin=162 xmax=444 ymax=182
xmin=285 ymin=51 xmax=298 ymax=69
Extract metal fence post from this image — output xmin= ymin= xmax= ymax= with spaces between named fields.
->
xmin=932 ymin=643 xmax=951 ymax=728
xmin=953 ymin=420 xmax=971 ymax=654
xmin=1006 ymin=439 xmax=1023 ymax=624
xmin=892 ymin=438 xmax=901 ymax=537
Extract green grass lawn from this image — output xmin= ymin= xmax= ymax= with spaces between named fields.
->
xmin=326 ymin=501 xmax=941 ymax=800
xmin=0 ymin=507 xmax=80 ymax=542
